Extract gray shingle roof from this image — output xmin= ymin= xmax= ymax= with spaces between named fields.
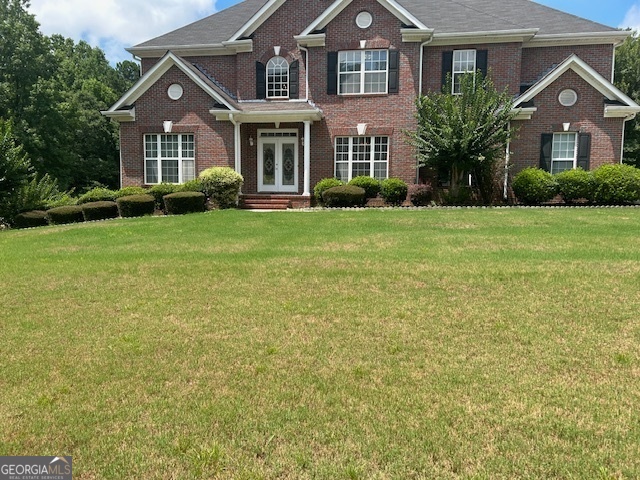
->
xmin=133 ymin=0 xmax=616 ymax=50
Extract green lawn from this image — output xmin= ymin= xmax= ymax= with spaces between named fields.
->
xmin=1 ymin=208 xmax=639 ymax=479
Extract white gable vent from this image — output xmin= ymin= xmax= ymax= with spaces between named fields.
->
xmin=356 ymin=11 xmax=372 ymax=29
xmin=559 ymin=89 xmax=577 ymax=107
xmin=168 ymin=83 xmax=184 ymax=101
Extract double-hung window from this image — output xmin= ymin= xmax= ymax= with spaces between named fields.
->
xmin=551 ymin=133 xmax=577 ymax=174
xmin=335 ymin=136 xmax=389 ymax=181
xmin=452 ymin=49 xmax=476 ymax=94
xmin=144 ymin=134 xmax=195 ymax=184
xmin=338 ymin=50 xmax=388 ymax=95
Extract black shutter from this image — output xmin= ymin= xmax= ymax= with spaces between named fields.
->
xmin=476 ymin=50 xmax=488 ymax=77
xmin=540 ymin=133 xmax=553 ymax=172
xmin=577 ymin=133 xmax=591 ymax=170
xmin=388 ymin=50 xmax=399 ymax=94
xmin=327 ymin=52 xmax=338 ymax=95
xmin=442 ymin=51 xmax=453 ymax=92
xmin=256 ymin=61 xmax=266 ymax=99
xmin=289 ymin=60 xmax=299 ymax=99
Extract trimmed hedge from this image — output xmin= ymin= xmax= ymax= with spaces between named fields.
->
xmin=77 ymin=187 xmax=117 ymax=204
xmin=149 ymin=184 xmax=182 ymax=209
xmin=46 ymin=205 xmax=85 ymax=225
xmin=199 ymin=167 xmax=244 ymax=209
xmin=380 ymin=178 xmax=408 ymax=205
xmin=348 ymin=176 xmax=381 ymax=199
xmin=180 ymin=179 xmax=204 ymax=193
xmin=82 ymin=201 xmax=119 ymax=221
xmin=513 ymin=168 xmax=558 ymax=205
xmin=314 ymin=178 xmax=345 ymax=205
xmin=14 ymin=210 xmax=48 ymax=229
xmin=114 ymin=186 xmax=147 ymax=198
xmin=322 ymin=185 xmax=366 ymax=207
xmin=163 ymin=191 xmax=206 ymax=215
xmin=116 ymin=194 xmax=155 ymax=218
xmin=555 ymin=168 xmax=594 ymax=204
xmin=591 ymin=164 xmax=640 ymax=204
xmin=408 ymin=183 xmax=433 ymax=206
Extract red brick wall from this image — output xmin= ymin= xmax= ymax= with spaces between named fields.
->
xmin=521 ymin=45 xmax=614 ymax=85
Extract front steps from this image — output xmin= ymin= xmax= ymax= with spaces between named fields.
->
xmin=240 ymin=194 xmax=311 ymax=210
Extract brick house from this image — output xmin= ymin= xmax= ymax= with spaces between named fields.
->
xmin=103 ymin=0 xmax=640 ymax=206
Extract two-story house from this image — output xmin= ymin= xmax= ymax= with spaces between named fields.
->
xmin=103 ymin=0 xmax=640 ymax=207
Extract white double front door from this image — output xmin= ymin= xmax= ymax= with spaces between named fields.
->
xmin=258 ymin=130 xmax=298 ymax=193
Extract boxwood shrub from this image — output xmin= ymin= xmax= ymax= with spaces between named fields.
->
xmin=116 ymin=194 xmax=155 ymax=218
xmin=408 ymin=183 xmax=433 ymax=206
xmin=82 ymin=201 xmax=119 ymax=221
xmin=591 ymin=164 xmax=640 ymax=204
xmin=512 ymin=168 xmax=558 ymax=205
xmin=380 ymin=178 xmax=408 ymax=205
xmin=322 ymin=185 xmax=366 ymax=207
xmin=77 ymin=187 xmax=117 ymax=204
xmin=348 ymin=176 xmax=381 ymax=199
xmin=314 ymin=178 xmax=345 ymax=205
xmin=199 ymin=167 xmax=244 ymax=209
xmin=555 ymin=168 xmax=594 ymax=204
xmin=46 ymin=205 xmax=85 ymax=225
xmin=149 ymin=183 xmax=182 ymax=209
xmin=180 ymin=178 xmax=204 ymax=193
xmin=163 ymin=191 xmax=206 ymax=215
xmin=114 ymin=186 xmax=147 ymax=198
xmin=14 ymin=210 xmax=48 ymax=229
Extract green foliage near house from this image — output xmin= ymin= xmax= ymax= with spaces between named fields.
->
xmin=555 ymin=168 xmax=594 ymax=203
xmin=113 ymin=187 xmax=148 ymax=198
xmin=46 ymin=205 xmax=84 ymax=225
xmin=322 ymin=185 xmax=366 ymax=207
xmin=163 ymin=191 xmax=206 ymax=215
xmin=148 ymin=183 xmax=182 ymax=209
xmin=199 ymin=167 xmax=243 ymax=209
xmin=13 ymin=210 xmax=48 ymax=228
xmin=313 ymin=178 xmax=345 ymax=205
xmin=348 ymin=176 xmax=381 ymax=198
xmin=380 ymin=178 xmax=408 ymax=205
xmin=408 ymin=183 xmax=433 ymax=206
xmin=512 ymin=168 xmax=559 ymax=205
xmin=614 ymin=32 xmax=640 ymax=168
xmin=116 ymin=194 xmax=155 ymax=217
xmin=81 ymin=201 xmax=119 ymax=221
xmin=77 ymin=187 xmax=117 ymax=204
xmin=591 ymin=164 xmax=640 ymax=204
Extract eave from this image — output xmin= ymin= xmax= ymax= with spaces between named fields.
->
xmin=523 ymin=31 xmax=631 ymax=48
xmin=101 ymin=108 xmax=136 ymax=122
xmin=510 ymin=107 xmax=537 ymax=121
xmin=401 ymin=28 xmax=434 ymax=43
xmin=604 ymin=105 xmax=640 ymax=119
xmin=127 ymin=40 xmax=252 ymax=58
xmin=212 ymin=109 xmax=323 ymax=124
xmin=428 ymin=29 xmax=539 ymax=47
xmin=294 ymin=34 xmax=327 ymax=48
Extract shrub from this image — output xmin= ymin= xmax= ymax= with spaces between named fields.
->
xmin=77 ymin=187 xmax=117 ymax=204
xmin=591 ymin=164 xmax=640 ymax=204
xmin=149 ymin=183 xmax=182 ymax=209
xmin=180 ymin=178 xmax=204 ymax=193
xmin=13 ymin=210 xmax=48 ymax=229
xmin=116 ymin=194 xmax=155 ymax=218
xmin=348 ymin=176 xmax=381 ymax=199
xmin=313 ymin=178 xmax=345 ymax=205
xmin=46 ymin=205 xmax=85 ymax=225
xmin=322 ymin=185 xmax=366 ymax=207
xmin=82 ymin=201 xmax=119 ymax=221
xmin=555 ymin=168 xmax=594 ymax=204
xmin=380 ymin=178 xmax=408 ymax=205
xmin=45 ymin=193 xmax=77 ymax=209
xmin=163 ymin=191 xmax=206 ymax=215
xmin=199 ymin=167 xmax=243 ymax=209
xmin=114 ymin=186 xmax=147 ymax=199
xmin=512 ymin=168 xmax=558 ymax=205
xmin=408 ymin=183 xmax=433 ymax=206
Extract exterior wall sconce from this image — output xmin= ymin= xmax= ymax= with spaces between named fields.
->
xmin=163 ymin=121 xmax=173 ymax=133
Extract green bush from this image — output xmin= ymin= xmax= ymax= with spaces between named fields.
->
xmin=163 ymin=192 xmax=206 ymax=215
xmin=114 ymin=186 xmax=147 ymax=198
xmin=380 ymin=178 xmax=408 ymax=205
xmin=408 ymin=184 xmax=433 ymax=206
xmin=512 ymin=168 xmax=558 ymax=205
xmin=313 ymin=178 xmax=345 ymax=205
xmin=82 ymin=201 xmax=119 ymax=221
xmin=348 ymin=176 xmax=381 ymax=199
xmin=591 ymin=164 xmax=640 ymax=204
xmin=45 ymin=193 xmax=77 ymax=209
xmin=180 ymin=179 xmax=204 ymax=193
xmin=149 ymin=183 xmax=182 ymax=209
xmin=13 ymin=210 xmax=48 ymax=228
xmin=77 ymin=187 xmax=117 ymax=204
xmin=116 ymin=194 xmax=155 ymax=218
xmin=555 ymin=168 xmax=594 ymax=204
xmin=199 ymin=167 xmax=243 ymax=209
xmin=46 ymin=205 xmax=85 ymax=225
xmin=322 ymin=185 xmax=366 ymax=207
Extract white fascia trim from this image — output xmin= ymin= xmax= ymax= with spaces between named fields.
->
xmin=516 ymin=54 xmax=640 ymax=108
xmin=294 ymin=34 xmax=327 ymax=48
xmin=213 ymin=110 xmax=323 ymax=123
xmin=107 ymin=52 xmax=236 ymax=113
xmin=127 ymin=42 xmax=252 ymax=58
xmin=510 ymin=107 xmax=537 ymax=121
xmin=229 ymin=0 xmax=288 ymax=41
xmin=401 ymin=28 xmax=434 ymax=43
xmin=428 ymin=29 xmax=539 ymax=46
xmin=299 ymin=0 xmax=428 ymax=37
xmin=524 ymin=31 xmax=631 ymax=48
xmin=101 ymin=108 xmax=136 ymax=122
xmin=604 ymin=105 xmax=640 ymax=118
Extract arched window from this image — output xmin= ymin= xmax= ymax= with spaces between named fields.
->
xmin=267 ymin=56 xmax=289 ymax=98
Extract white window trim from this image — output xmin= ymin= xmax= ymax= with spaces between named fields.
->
xmin=267 ymin=56 xmax=289 ymax=99
xmin=551 ymin=132 xmax=578 ymax=175
xmin=144 ymin=133 xmax=195 ymax=185
xmin=338 ymin=49 xmax=388 ymax=95
xmin=452 ymin=49 xmax=477 ymax=95
xmin=334 ymin=136 xmax=389 ymax=181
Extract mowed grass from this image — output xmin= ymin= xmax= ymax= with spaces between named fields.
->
xmin=1 ymin=208 xmax=639 ymax=479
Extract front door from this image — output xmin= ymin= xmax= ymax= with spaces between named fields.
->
xmin=258 ymin=130 xmax=298 ymax=193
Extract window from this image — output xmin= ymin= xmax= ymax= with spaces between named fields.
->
xmin=335 ymin=136 xmax=389 ymax=181
xmin=338 ymin=50 xmax=388 ymax=95
xmin=452 ymin=49 xmax=476 ymax=94
xmin=144 ymin=134 xmax=195 ymax=184
xmin=267 ymin=56 xmax=289 ymax=98
xmin=551 ymin=133 xmax=577 ymax=174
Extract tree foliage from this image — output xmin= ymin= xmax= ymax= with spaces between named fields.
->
xmin=0 ymin=120 xmax=33 ymax=212
xmin=406 ymin=72 xmax=518 ymax=203
xmin=614 ymin=31 xmax=640 ymax=168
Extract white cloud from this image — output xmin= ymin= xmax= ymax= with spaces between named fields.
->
xmin=620 ymin=3 xmax=640 ymax=32
xmin=27 ymin=0 xmax=217 ymax=64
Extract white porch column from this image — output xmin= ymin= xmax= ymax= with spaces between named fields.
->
xmin=234 ymin=121 xmax=242 ymax=175
xmin=303 ymin=120 xmax=311 ymax=196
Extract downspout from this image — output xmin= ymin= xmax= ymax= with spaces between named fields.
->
xmin=504 ymin=121 xmax=511 ymax=200
xmin=229 ymin=114 xmax=242 ymax=185
xmin=298 ymin=45 xmax=310 ymax=101
xmin=417 ymin=36 xmax=434 ymax=183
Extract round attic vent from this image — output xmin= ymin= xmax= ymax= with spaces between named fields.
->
xmin=559 ymin=89 xmax=578 ymax=107
xmin=168 ymin=83 xmax=184 ymax=100
xmin=356 ymin=11 xmax=373 ymax=29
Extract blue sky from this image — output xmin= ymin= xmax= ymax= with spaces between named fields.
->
xmin=27 ymin=0 xmax=640 ymax=65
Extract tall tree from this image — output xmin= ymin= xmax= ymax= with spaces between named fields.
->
xmin=0 ymin=120 xmax=32 ymax=220
xmin=614 ymin=31 xmax=640 ymax=168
